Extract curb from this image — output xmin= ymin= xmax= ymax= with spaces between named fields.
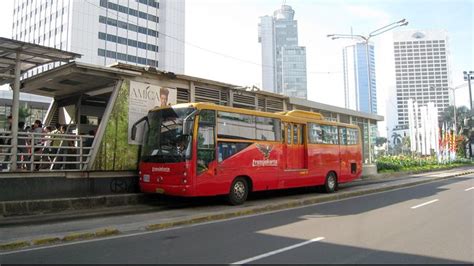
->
xmin=1 ymin=170 xmax=472 ymax=252
xmin=0 ymin=228 xmax=120 ymax=251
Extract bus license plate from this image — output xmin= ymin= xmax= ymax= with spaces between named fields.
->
xmin=156 ymin=188 xmax=165 ymax=194
xmin=143 ymin=175 xmax=150 ymax=182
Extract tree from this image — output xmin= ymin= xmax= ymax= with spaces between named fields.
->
xmin=440 ymin=105 xmax=472 ymax=134
xmin=391 ymin=132 xmax=402 ymax=146
xmin=376 ymin=137 xmax=387 ymax=147
xmin=19 ymin=105 xmax=32 ymax=123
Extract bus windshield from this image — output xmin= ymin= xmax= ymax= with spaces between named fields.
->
xmin=141 ymin=107 xmax=196 ymax=163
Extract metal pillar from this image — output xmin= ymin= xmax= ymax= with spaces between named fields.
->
xmin=10 ymin=52 xmax=21 ymax=171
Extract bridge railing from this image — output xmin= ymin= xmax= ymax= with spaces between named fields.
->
xmin=0 ymin=131 xmax=94 ymax=172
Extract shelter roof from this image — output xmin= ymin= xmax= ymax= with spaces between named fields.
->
xmin=0 ymin=37 xmax=81 ymax=86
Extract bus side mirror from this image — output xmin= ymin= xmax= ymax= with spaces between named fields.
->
xmin=131 ymin=126 xmax=137 ymax=140
xmin=131 ymin=116 xmax=148 ymax=140
xmin=183 ymin=120 xmax=194 ymax=136
xmin=182 ymin=110 xmax=198 ymax=136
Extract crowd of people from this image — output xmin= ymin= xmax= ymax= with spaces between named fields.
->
xmin=1 ymin=116 xmax=95 ymax=171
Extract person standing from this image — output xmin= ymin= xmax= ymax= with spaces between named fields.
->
xmin=32 ymin=120 xmax=44 ymax=170
xmin=17 ymin=121 xmax=27 ymax=170
xmin=41 ymin=126 xmax=53 ymax=168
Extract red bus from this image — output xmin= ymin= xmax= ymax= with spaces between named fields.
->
xmin=132 ymin=103 xmax=362 ymax=205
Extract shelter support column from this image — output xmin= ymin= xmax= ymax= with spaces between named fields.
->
xmin=86 ymin=80 xmax=123 ymax=170
xmin=10 ymin=52 xmax=21 ymax=171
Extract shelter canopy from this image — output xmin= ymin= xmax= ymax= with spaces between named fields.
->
xmin=0 ymin=37 xmax=81 ymax=86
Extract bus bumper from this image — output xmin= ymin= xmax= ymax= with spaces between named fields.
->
xmin=139 ymin=182 xmax=194 ymax=196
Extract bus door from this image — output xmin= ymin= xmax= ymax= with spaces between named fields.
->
xmin=338 ymin=127 xmax=350 ymax=182
xmin=286 ymin=123 xmax=306 ymax=169
xmin=195 ymin=109 xmax=218 ymax=195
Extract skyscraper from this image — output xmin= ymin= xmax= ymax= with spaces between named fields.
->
xmin=12 ymin=0 xmax=184 ymax=76
xmin=258 ymin=5 xmax=307 ymax=99
xmin=393 ymin=30 xmax=451 ymax=126
xmin=342 ymin=42 xmax=377 ymax=113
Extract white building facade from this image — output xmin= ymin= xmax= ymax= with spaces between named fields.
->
xmin=258 ymin=5 xmax=307 ymax=99
xmin=12 ymin=0 xmax=184 ymax=76
xmin=393 ymin=29 xmax=451 ymax=126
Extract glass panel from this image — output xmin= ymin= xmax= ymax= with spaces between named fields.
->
xmin=339 ymin=127 xmax=347 ymax=145
xmin=287 ymin=125 xmax=291 ymax=144
xmin=197 ymin=110 xmax=216 ymax=173
xmin=217 ymin=111 xmax=255 ymax=140
xmin=292 ymin=124 xmax=298 ymax=144
xmin=308 ymin=123 xmax=323 ymax=144
xmin=256 ymin=116 xmax=281 ymax=141
xmin=141 ymin=107 xmax=195 ymax=163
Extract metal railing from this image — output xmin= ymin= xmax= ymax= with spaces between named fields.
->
xmin=0 ymin=131 xmax=94 ymax=172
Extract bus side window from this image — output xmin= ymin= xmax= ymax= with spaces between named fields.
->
xmin=293 ymin=124 xmax=298 ymax=144
xmin=197 ymin=110 xmax=216 ymax=174
xmin=287 ymin=124 xmax=291 ymax=145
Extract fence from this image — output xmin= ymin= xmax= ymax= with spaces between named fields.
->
xmin=0 ymin=131 xmax=94 ymax=172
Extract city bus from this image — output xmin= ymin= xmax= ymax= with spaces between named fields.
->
xmin=131 ymin=102 xmax=362 ymax=205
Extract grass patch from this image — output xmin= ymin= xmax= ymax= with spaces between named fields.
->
xmin=0 ymin=241 xmax=31 ymax=250
xmin=62 ymin=232 xmax=95 ymax=242
xmin=32 ymin=237 xmax=61 ymax=246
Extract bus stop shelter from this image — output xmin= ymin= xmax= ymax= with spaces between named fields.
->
xmin=0 ymin=37 xmax=80 ymax=171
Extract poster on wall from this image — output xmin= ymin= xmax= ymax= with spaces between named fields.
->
xmin=128 ymin=81 xmax=177 ymax=144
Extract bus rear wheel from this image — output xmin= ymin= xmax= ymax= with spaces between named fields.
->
xmin=228 ymin=177 xmax=248 ymax=205
xmin=324 ymin=172 xmax=337 ymax=193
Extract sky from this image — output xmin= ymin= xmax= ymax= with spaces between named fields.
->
xmin=0 ymin=0 xmax=472 ymax=136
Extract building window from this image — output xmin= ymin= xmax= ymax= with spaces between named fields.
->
xmin=100 ymin=0 xmax=159 ymax=23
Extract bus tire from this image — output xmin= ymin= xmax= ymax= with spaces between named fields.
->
xmin=228 ymin=177 xmax=248 ymax=205
xmin=324 ymin=172 xmax=337 ymax=193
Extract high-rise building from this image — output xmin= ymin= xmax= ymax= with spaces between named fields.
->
xmin=393 ymin=30 xmax=451 ymax=126
xmin=342 ymin=42 xmax=377 ymax=113
xmin=258 ymin=5 xmax=307 ymax=99
xmin=12 ymin=0 xmax=185 ymax=76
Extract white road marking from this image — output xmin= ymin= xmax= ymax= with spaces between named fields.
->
xmin=465 ymin=187 xmax=474 ymax=191
xmin=231 ymin=237 xmax=325 ymax=265
xmin=411 ymin=199 xmax=439 ymax=209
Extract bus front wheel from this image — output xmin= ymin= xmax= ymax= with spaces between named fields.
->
xmin=228 ymin=177 xmax=248 ymax=205
xmin=324 ymin=172 xmax=337 ymax=193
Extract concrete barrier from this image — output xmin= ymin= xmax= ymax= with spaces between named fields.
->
xmin=1 ymin=194 xmax=146 ymax=217
xmin=0 ymin=171 xmax=139 ymax=201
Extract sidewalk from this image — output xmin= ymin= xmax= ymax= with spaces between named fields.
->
xmin=1 ymin=166 xmax=473 ymax=251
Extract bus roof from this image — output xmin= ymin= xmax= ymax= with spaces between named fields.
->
xmin=150 ymin=102 xmax=359 ymax=129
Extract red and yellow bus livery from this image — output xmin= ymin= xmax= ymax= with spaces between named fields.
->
xmin=132 ymin=103 xmax=362 ymax=205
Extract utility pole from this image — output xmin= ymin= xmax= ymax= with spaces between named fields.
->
xmin=464 ymin=71 xmax=473 ymax=111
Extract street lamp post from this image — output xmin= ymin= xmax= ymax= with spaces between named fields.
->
xmin=327 ymin=19 xmax=408 ymax=164
xmin=449 ymin=86 xmax=462 ymax=132
xmin=464 ymin=71 xmax=473 ymax=111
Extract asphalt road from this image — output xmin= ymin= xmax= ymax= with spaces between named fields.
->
xmin=1 ymin=174 xmax=473 ymax=264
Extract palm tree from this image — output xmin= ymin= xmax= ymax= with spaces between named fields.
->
xmin=391 ymin=132 xmax=402 ymax=146
xmin=440 ymin=105 xmax=472 ymax=134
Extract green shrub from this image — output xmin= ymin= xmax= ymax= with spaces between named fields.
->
xmin=375 ymin=155 xmax=472 ymax=173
